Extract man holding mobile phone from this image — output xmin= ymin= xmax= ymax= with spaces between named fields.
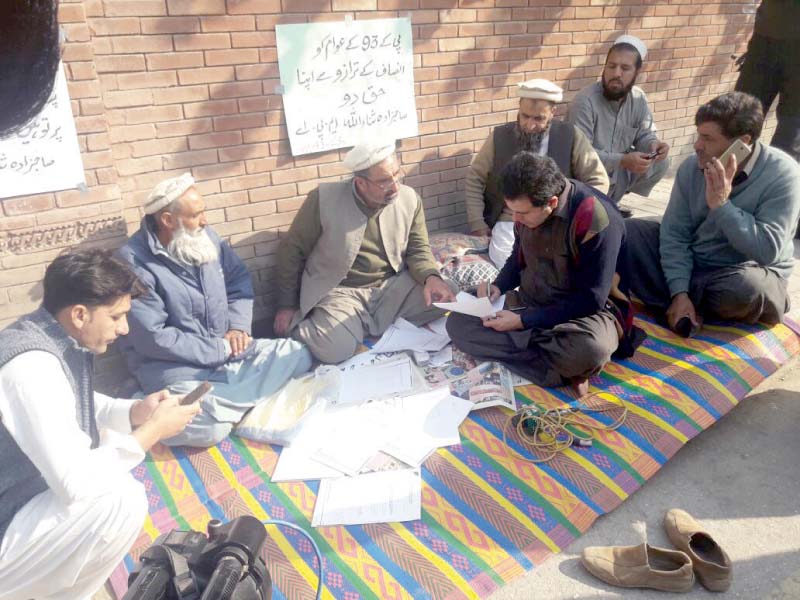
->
xmin=0 ymin=250 xmax=199 ymax=599
xmin=567 ymin=35 xmax=671 ymax=208
xmin=625 ymin=92 xmax=800 ymax=336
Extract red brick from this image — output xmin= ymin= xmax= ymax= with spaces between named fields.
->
xmin=174 ymin=33 xmax=231 ymax=51
xmin=229 ymin=0 xmax=283 ymax=14
xmin=231 ymin=31 xmax=276 ymax=47
xmin=205 ymin=49 xmax=260 ymax=66
xmin=140 ymin=16 xmax=200 ymax=33
xmin=111 ymin=35 xmax=174 ymax=53
xmin=167 ymin=0 xmax=226 ymax=14
xmin=104 ymin=1 xmax=167 ymax=16
xmin=131 ymin=137 xmax=188 ymax=157
xmin=183 ymin=99 xmax=238 ymax=118
xmin=439 ymin=9 xmax=476 ymax=22
xmin=189 ymin=131 xmax=243 ymax=150
xmin=89 ymin=17 xmax=141 ymax=36
xmin=146 ymin=51 xmax=205 ymax=70
xmin=201 ymin=15 xmax=256 ymax=31
xmin=155 ymin=118 xmax=214 ymax=139
xmin=177 ymin=66 xmax=235 ymax=85
xmin=94 ymin=54 xmax=145 ymax=73
xmin=117 ymin=71 xmax=177 ymax=90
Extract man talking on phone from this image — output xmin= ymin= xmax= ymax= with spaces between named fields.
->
xmin=625 ymin=92 xmax=800 ymax=336
xmin=446 ymin=154 xmax=644 ymax=397
xmin=0 ymin=250 xmax=199 ymax=599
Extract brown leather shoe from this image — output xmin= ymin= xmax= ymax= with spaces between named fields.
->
xmin=581 ymin=542 xmax=694 ymax=592
xmin=664 ymin=508 xmax=732 ymax=592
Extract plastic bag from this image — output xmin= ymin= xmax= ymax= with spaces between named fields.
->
xmin=235 ymin=367 xmax=340 ymax=446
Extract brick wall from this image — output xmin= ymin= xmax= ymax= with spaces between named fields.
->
xmin=0 ymin=0 xmax=764 ymax=381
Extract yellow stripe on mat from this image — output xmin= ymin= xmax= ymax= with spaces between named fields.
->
xmin=637 ymin=346 xmax=738 ymax=405
xmin=441 ymin=448 xmax=561 ymax=554
xmin=390 ymin=521 xmax=479 ymax=599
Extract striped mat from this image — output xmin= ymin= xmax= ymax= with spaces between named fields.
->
xmin=111 ymin=316 xmax=800 ymax=599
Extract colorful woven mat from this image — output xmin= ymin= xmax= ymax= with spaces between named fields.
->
xmin=111 ymin=317 xmax=800 ymax=599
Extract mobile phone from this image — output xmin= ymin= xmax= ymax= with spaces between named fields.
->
xmin=716 ymin=138 xmax=751 ymax=167
xmin=179 ymin=381 xmax=212 ymax=405
xmin=645 ymin=149 xmax=660 ymax=159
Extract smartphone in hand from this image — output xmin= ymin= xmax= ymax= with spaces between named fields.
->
xmin=716 ymin=138 xmax=751 ymax=167
xmin=179 ymin=381 xmax=213 ymax=406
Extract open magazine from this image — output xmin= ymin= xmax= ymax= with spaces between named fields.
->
xmin=448 ymin=361 xmax=516 ymax=411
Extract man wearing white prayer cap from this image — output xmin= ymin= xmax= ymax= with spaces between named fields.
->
xmin=116 ymin=173 xmax=312 ymax=446
xmin=568 ymin=34 xmax=670 ymax=208
xmin=274 ymin=140 xmax=456 ymax=363
xmin=465 ymin=77 xmax=610 ymax=267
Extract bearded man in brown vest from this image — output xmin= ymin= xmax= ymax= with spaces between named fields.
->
xmin=274 ymin=141 xmax=456 ymax=363
xmin=465 ymin=79 xmax=609 ymax=268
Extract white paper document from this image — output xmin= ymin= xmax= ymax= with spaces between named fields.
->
xmin=371 ymin=317 xmax=450 ymax=354
xmin=382 ymin=389 xmax=472 ymax=467
xmin=434 ymin=291 xmax=505 ymax=319
xmin=337 ymin=355 xmax=415 ymax=405
xmin=311 ymin=469 xmax=422 ymax=527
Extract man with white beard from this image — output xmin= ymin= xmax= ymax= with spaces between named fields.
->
xmin=117 ymin=173 xmax=312 ymax=447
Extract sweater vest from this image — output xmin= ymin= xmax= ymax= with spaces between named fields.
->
xmin=0 ymin=307 xmax=98 ymax=543
xmin=484 ymin=120 xmax=575 ymax=227
xmin=298 ymin=180 xmax=418 ymax=319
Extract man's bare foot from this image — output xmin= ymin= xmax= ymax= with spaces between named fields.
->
xmin=571 ymin=377 xmax=590 ymax=398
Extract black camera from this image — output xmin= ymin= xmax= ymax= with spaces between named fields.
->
xmin=123 ymin=516 xmax=272 ymax=600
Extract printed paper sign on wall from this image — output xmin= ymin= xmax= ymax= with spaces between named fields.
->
xmin=276 ymin=18 xmax=418 ymax=156
xmin=0 ymin=64 xmax=85 ymax=200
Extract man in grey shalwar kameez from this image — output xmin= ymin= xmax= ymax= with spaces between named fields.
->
xmin=568 ymin=35 xmax=671 ymax=206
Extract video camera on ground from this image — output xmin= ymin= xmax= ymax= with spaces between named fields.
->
xmin=123 ymin=515 xmax=272 ymax=600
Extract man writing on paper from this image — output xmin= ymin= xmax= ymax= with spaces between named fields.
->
xmin=567 ymin=35 xmax=670 ymax=209
xmin=117 ymin=173 xmax=312 ymax=447
xmin=0 ymin=250 xmax=199 ymax=599
xmin=465 ymin=78 xmax=609 ymax=267
xmin=447 ymin=153 xmax=643 ymax=396
xmin=274 ymin=141 xmax=456 ymax=363
xmin=624 ymin=92 xmax=800 ymax=337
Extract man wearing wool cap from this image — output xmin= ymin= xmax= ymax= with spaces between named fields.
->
xmin=465 ymin=77 xmax=610 ymax=267
xmin=568 ymin=35 xmax=671 ymax=207
xmin=274 ymin=140 xmax=456 ymax=363
xmin=117 ymin=173 xmax=312 ymax=447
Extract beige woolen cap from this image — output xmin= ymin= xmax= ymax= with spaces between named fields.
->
xmin=343 ymin=141 xmax=396 ymax=172
xmin=613 ymin=34 xmax=647 ymax=61
xmin=143 ymin=172 xmax=195 ymax=214
xmin=517 ymin=79 xmax=563 ymax=103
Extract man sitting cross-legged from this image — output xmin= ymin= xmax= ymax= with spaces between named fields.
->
xmin=447 ymin=153 xmax=644 ymax=395
xmin=624 ymin=91 xmax=800 ymax=336
xmin=273 ymin=141 xmax=456 ymax=364
xmin=118 ymin=173 xmax=312 ymax=447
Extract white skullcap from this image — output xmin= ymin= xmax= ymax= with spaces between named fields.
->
xmin=143 ymin=172 xmax=195 ymax=215
xmin=517 ymin=79 xmax=563 ymax=103
xmin=613 ymin=35 xmax=647 ymax=61
xmin=343 ymin=141 xmax=395 ymax=172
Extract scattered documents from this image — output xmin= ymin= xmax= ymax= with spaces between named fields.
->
xmin=434 ymin=291 xmax=505 ymax=319
xmin=311 ymin=470 xmax=422 ymax=527
xmin=371 ymin=317 xmax=450 ymax=353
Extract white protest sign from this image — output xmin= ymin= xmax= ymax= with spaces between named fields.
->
xmin=276 ymin=18 xmax=418 ymax=156
xmin=0 ymin=64 xmax=85 ymax=200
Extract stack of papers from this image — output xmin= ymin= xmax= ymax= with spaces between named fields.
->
xmin=371 ymin=317 xmax=450 ymax=354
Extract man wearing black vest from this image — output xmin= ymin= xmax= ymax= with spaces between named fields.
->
xmin=0 ymin=250 xmax=199 ymax=599
xmin=449 ymin=154 xmax=643 ymax=396
xmin=465 ymin=78 xmax=609 ymax=268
